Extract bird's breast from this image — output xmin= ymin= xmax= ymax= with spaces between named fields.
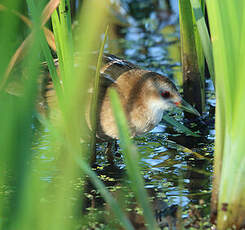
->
xmin=128 ymin=102 xmax=164 ymax=136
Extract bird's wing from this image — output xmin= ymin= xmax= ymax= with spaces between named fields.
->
xmin=101 ymin=54 xmax=139 ymax=83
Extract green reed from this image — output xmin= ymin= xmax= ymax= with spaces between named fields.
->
xmin=109 ymin=89 xmax=157 ymax=230
xmin=187 ymin=0 xmax=245 ymax=227
xmin=178 ymin=0 xmax=205 ymax=114
xmin=206 ymin=0 xmax=245 ymax=228
xmin=0 ymin=0 xmax=43 ymax=229
xmin=189 ymin=0 xmax=215 ymax=84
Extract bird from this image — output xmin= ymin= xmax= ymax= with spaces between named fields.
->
xmin=95 ymin=54 xmax=199 ymax=140
xmin=40 ymin=54 xmax=199 ymax=139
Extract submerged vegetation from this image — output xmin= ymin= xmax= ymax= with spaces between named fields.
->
xmin=0 ymin=0 xmax=244 ymax=229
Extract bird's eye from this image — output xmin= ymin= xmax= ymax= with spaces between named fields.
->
xmin=161 ymin=91 xmax=170 ymax=99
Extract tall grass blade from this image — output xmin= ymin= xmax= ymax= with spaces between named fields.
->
xmin=3 ymin=1 xmax=44 ymax=229
xmin=191 ymin=0 xmax=206 ymax=112
xmin=109 ymin=88 xmax=157 ymax=230
xmin=75 ymin=158 xmax=135 ymax=230
xmin=179 ymin=0 xmax=203 ymax=114
xmin=0 ymin=0 xmax=58 ymax=90
xmin=57 ymin=0 xmax=73 ymax=84
xmin=41 ymin=0 xmax=60 ymax=26
xmin=90 ymin=26 xmax=109 ymax=161
xmin=51 ymin=7 xmax=66 ymax=86
xmin=39 ymin=30 xmax=62 ymax=97
xmin=206 ymin=0 xmax=245 ymax=227
xmin=190 ymin=0 xmax=215 ymax=84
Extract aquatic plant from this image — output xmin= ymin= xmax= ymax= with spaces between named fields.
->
xmin=178 ymin=0 xmax=205 ymax=115
xmin=206 ymin=0 xmax=245 ymax=228
xmin=185 ymin=0 xmax=245 ymax=226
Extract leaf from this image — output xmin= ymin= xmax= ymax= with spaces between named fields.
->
xmin=162 ymin=113 xmax=200 ymax=137
xmin=190 ymin=0 xmax=215 ymax=84
xmin=109 ymin=89 xmax=157 ymax=230
xmin=0 ymin=0 xmax=59 ymax=90
xmin=41 ymin=0 xmax=60 ymax=26
xmin=75 ymin=157 xmax=134 ymax=230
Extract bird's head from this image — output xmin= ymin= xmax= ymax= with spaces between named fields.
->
xmin=145 ymin=72 xmax=200 ymax=116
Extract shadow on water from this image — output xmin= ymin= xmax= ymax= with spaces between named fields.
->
xmin=32 ymin=0 xmax=215 ymax=228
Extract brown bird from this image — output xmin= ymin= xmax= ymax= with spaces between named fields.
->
xmin=40 ymin=54 xmax=199 ymax=141
xmin=96 ymin=54 xmax=199 ymax=140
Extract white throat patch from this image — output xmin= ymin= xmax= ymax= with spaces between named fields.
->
xmin=147 ymin=99 xmax=168 ymax=126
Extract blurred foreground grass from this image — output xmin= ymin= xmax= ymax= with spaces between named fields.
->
xmin=0 ymin=0 xmax=156 ymax=229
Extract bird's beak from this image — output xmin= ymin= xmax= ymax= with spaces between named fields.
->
xmin=175 ymin=99 xmax=200 ymax=116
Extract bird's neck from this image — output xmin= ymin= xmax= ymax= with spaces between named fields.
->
xmin=146 ymin=99 xmax=164 ymax=126
xmin=126 ymin=93 xmax=164 ymax=135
